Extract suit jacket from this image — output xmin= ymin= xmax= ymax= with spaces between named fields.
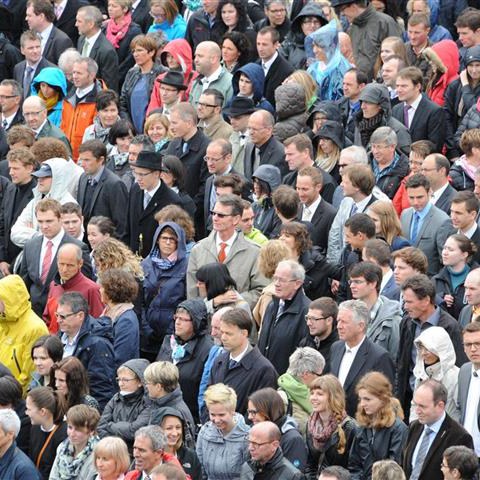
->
xmin=392 ymin=95 xmax=445 ymax=152
xmin=19 ymin=232 xmax=92 ymax=316
xmin=400 ymin=205 xmax=451 ymax=276
xmin=402 ymin=414 xmax=473 ymax=480
xmin=434 ymin=183 xmax=457 ymax=215
xmin=459 ymin=304 xmax=474 ymax=329
xmin=3 ymin=109 xmax=24 ymax=131
xmin=132 ymin=0 xmax=152 ymax=32
xmin=54 ymin=0 xmax=89 ymax=45
xmin=78 ymin=32 xmax=119 ymax=92
xmin=13 ymin=57 xmax=54 ymax=99
xmin=261 ymin=54 xmax=295 ymax=108
xmin=457 ymin=361 xmax=480 ymax=429
xmin=37 ymin=118 xmax=72 ymax=154
xmin=299 ymin=198 xmax=337 ymax=251
xmin=77 ymin=167 xmax=128 ymax=241
xmin=42 ymin=25 xmax=73 ymax=65
xmin=328 ymin=336 xmax=395 ymax=416
xmin=127 ymin=180 xmax=183 ymax=258
xmin=243 ymin=136 xmax=288 ymax=180
xmin=381 ymin=273 xmax=399 ymax=300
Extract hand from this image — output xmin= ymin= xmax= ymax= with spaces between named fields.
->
xmin=444 ymin=294 xmax=454 ymax=307
xmin=0 ymin=262 xmax=10 ymax=277
xmin=460 ymin=69 xmax=469 ymax=86
xmin=213 ymin=291 xmax=239 ymax=307
xmin=331 ymin=279 xmax=340 ymax=294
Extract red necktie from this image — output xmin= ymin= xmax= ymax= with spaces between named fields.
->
xmin=218 ymin=242 xmax=227 ymax=263
xmin=40 ymin=240 xmax=53 ymax=284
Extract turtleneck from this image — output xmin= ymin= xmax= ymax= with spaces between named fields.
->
xmin=447 ymin=264 xmax=470 ymax=292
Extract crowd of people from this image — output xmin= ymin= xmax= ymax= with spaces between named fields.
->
xmin=2 ymin=0 xmax=480 ymax=479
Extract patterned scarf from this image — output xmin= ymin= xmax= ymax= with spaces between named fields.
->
xmin=106 ymin=12 xmax=132 ymax=49
xmin=357 ymin=111 xmax=383 ymax=148
xmin=54 ymin=435 xmax=99 ymax=480
xmin=151 ymin=246 xmax=178 ymax=270
xmin=308 ymin=412 xmax=344 ymax=450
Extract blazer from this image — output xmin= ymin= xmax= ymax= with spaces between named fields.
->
xmin=42 ymin=25 xmax=73 ymax=65
xmin=434 ymin=183 xmax=457 ymax=215
xmin=402 ymin=414 xmax=473 ymax=480
xmin=19 ymin=232 xmax=92 ymax=316
xmin=328 ymin=337 xmax=395 ymax=416
xmin=457 ymin=361 xmax=480 ymax=428
xmin=13 ymin=57 xmax=54 ymax=99
xmin=77 ymin=167 xmax=128 ymax=241
xmin=54 ymin=0 xmax=89 ymax=45
xmin=400 ymin=205 xmax=451 ymax=276
xmin=299 ymin=198 xmax=337 ymax=252
xmin=132 ymin=0 xmax=152 ymax=32
xmin=3 ymin=109 xmax=24 ymax=131
xmin=243 ymin=136 xmax=288 ymax=180
xmin=458 ymin=304 xmax=474 ymax=329
xmin=381 ymin=273 xmax=400 ymax=300
xmin=261 ymin=54 xmax=295 ymax=108
xmin=78 ymin=32 xmax=120 ymax=92
xmin=392 ymin=95 xmax=445 ymax=152
xmin=126 ymin=180 xmax=182 ymax=258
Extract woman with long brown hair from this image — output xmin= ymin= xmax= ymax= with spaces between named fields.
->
xmin=348 ymin=372 xmax=408 ymax=480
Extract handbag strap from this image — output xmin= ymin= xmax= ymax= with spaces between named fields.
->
xmin=36 ymin=424 xmax=60 ymax=468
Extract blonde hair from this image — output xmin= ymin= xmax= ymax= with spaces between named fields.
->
xmin=94 ymin=437 xmax=130 ymax=475
xmin=145 ymin=113 xmax=170 ymax=140
xmin=92 ymin=238 xmax=143 ymax=279
xmin=258 ymin=240 xmax=292 ymax=278
xmin=109 ymin=0 xmax=133 ymax=10
xmin=144 ymin=361 xmax=179 ymax=393
xmin=205 ymin=383 xmax=237 ymax=411
xmin=374 ymin=36 xmax=408 ymax=77
xmin=284 ymin=70 xmax=317 ymax=108
xmin=367 ymin=200 xmax=402 ymax=245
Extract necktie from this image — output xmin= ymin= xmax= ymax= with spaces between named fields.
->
xmin=54 ymin=4 xmax=63 ymax=18
xmin=40 ymin=240 xmax=53 ymax=284
xmin=182 ymin=142 xmax=188 ymax=154
xmin=410 ymin=427 xmax=433 ymax=480
xmin=403 ymin=104 xmax=411 ymax=129
xmin=82 ymin=39 xmax=89 ymax=56
xmin=275 ymin=300 xmax=285 ymax=325
xmin=350 ymin=203 xmax=358 ymax=216
xmin=218 ymin=242 xmax=227 ymax=263
xmin=24 ymin=66 xmax=34 ymax=98
xmin=253 ymin=147 xmax=261 ymax=172
xmin=143 ymin=191 xmax=151 ymax=210
xmin=2 ymin=119 xmax=7 ymax=130
xmin=228 ymin=359 xmax=238 ymax=370
xmin=411 ymin=212 xmax=420 ymax=243
xmin=262 ymin=62 xmax=268 ymax=74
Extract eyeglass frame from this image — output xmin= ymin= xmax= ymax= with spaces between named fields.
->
xmin=204 ymin=154 xmax=227 ymax=163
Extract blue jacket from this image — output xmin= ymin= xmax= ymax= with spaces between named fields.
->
xmin=31 ymin=67 xmax=67 ymax=127
xmin=231 ymin=63 xmax=274 ymax=114
xmin=0 ymin=442 xmax=41 ymax=479
xmin=148 ymin=14 xmax=187 ymax=40
xmin=141 ymin=222 xmax=188 ymax=352
xmin=109 ymin=309 xmax=140 ymax=370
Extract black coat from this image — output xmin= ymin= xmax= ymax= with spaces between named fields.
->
xmin=126 ymin=180 xmax=183 ymax=257
xmin=241 ymin=448 xmax=304 ymax=480
xmin=299 ymin=328 xmax=339 ymax=372
xmin=402 ymin=414 xmax=473 ymax=480
xmin=434 ymin=183 xmax=457 ymax=215
xmin=244 ymin=136 xmax=288 ymax=180
xmin=185 ymin=10 xmax=214 ymax=51
xmin=131 ymin=0 xmax=152 ymax=32
xmin=54 ymin=0 xmax=89 ymax=46
xmin=42 ymin=26 xmax=73 ymax=65
xmin=0 ymin=38 xmax=23 ymax=84
xmin=298 ymin=199 xmax=337 ymax=252
xmin=328 ymin=337 xmax=395 ymax=417
xmin=260 ymin=53 xmax=295 ymax=109
xmin=258 ymin=288 xmax=311 ymax=375
xmin=373 ymin=152 xmax=410 ymax=200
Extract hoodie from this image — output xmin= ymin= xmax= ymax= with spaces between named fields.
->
xmin=307 ymin=101 xmax=343 ymax=129
xmin=411 ymin=326 xmax=459 ymax=421
xmin=10 ymin=158 xmax=79 ymax=248
xmin=315 ymin=120 xmax=345 ymax=150
xmin=30 ymin=67 xmax=67 ymax=127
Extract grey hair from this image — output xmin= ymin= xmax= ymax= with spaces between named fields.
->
xmin=135 ymin=425 xmax=168 ymax=451
xmin=58 ymin=243 xmax=83 ymax=261
xmin=340 ymin=145 xmax=368 ymax=164
xmin=277 ymin=259 xmax=305 ymax=282
xmin=287 ymin=347 xmax=325 ymax=377
xmin=74 ymin=57 xmax=99 ymax=76
xmin=338 ymin=299 xmax=369 ymax=327
xmin=170 ymin=103 xmax=197 ymax=125
xmin=372 ymin=460 xmax=406 ymax=480
xmin=58 ymin=48 xmax=82 ymax=72
xmin=370 ymin=126 xmax=398 ymax=146
xmin=0 ymin=80 xmax=22 ymax=98
xmin=78 ymin=5 xmax=104 ymax=28
xmin=265 ymin=0 xmax=287 ymax=8
xmin=253 ymin=109 xmax=275 ymax=128
xmin=0 ymin=409 xmax=20 ymax=438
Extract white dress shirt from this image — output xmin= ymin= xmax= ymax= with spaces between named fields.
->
xmin=460 ymin=222 xmax=478 ymax=239
xmin=83 ymin=30 xmax=102 ymax=57
xmin=411 ymin=411 xmax=446 ymax=468
xmin=302 ymin=195 xmax=321 ymax=222
xmin=39 ymin=228 xmax=64 ymax=276
xmin=430 ymin=182 xmax=449 ymax=205
xmin=39 ymin=23 xmax=54 ymax=53
xmin=337 ymin=336 xmax=366 ymax=386
xmin=215 ymin=231 xmax=237 ymax=258
xmin=261 ymin=52 xmax=278 ymax=76
xmin=464 ymin=366 xmax=480 ymax=455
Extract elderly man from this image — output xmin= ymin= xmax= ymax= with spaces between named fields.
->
xmin=189 ymin=41 xmax=233 ymax=107
xmin=327 ymin=299 xmax=395 ymax=416
xmin=460 ymin=268 xmax=480 ymax=328
xmin=241 ymin=422 xmax=304 ymax=479
xmin=258 ymin=260 xmax=310 ymax=375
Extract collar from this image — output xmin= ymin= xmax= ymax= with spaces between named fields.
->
xmin=85 ymin=29 xmax=102 ymax=44
xmin=61 ymin=329 xmax=81 ymax=348
xmin=34 ymin=119 xmax=48 ymax=135
xmin=2 ymin=111 xmax=17 ymax=124
xmin=89 ymin=166 xmax=104 ymax=184
xmin=215 ymin=231 xmax=237 ymax=249
xmin=26 ymin=59 xmax=41 ymax=70
xmin=426 ymin=411 xmax=446 ymax=431
xmin=304 ymin=194 xmax=321 ymax=212
xmin=354 ymin=194 xmax=372 ymax=212
xmin=39 ymin=23 xmax=54 ymax=41
xmin=76 ymin=83 xmax=95 ymax=99
xmin=380 ymin=269 xmax=393 ymax=291
xmin=230 ymin=342 xmax=251 ymax=363
xmin=44 ymin=228 xmax=65 ymax=249
xmin=345 ymin=335 xmax=366 ymax=354
xmin=431 ymin=182 xmax=449 ymax=204
xmin=460 ymin=222 xmax=478 ymax=239
xmin=145 ymin=180 xmax=162 ymax=197
xmin=472 ymin=364 xmax=480 ymax=378
xmin=407 ymin=94 xmax=422 ymax=110
xmin=132 ymin=0 xmax=141 ymax=8
xmin=414 ymin=202 xmax=432 ymax=220
xmin=370 ymin=296 xmax=382 ymax=320
xmin=203 ymin=66 xmax=223 ymax=84
xmin=414 ymin=306 xmax=440 ymax=327
xmin=262 ymin=51 xmax=278 ymax=71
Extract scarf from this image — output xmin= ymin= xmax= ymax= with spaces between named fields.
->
xmin=170 ymin=334 xmax=188 ymax=363
xmin=38 ymin=91 xmax=60 ymax=112
xmin=111 ymin=151 xmax=129 ymax=168
xmin=459 ymin=156 xmax=478 ymax=181
xmin=308 ymin=411 xmax=344 ymax=450
xmin=151 ymin=246 xmax=178 ymax=270
xmin=102 ymin=302 xmax=134 ymax=323
xmin=358 ymin=112 xmax=384 ymax=148
xmin=106 ymin=12 xmax=132 ymax=49
xmin=316 ymin=154 xmax=338 ymax=174
xmin=55 ymin=435 xmax=99 ymax=480
xmin=92 ymin=115 xmax=113 ymax=144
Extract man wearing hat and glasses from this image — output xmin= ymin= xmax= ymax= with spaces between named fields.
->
xmin=126 ymin=150 xmax=182 ymax=257
xmin=157 ymin=71 xmax=187 ymax=119
xmin=224 ymin=96 xmax=256 ymax=175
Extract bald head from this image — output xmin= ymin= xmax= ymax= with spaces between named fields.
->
xmin=248 ymin=421 xmax=281 ymax=464
xmin=57 ymin=243 xmax=83 ymax=282
xmin=211 ymin=306 xmax=232 ymax=344
xmin=252 ymin=421 xmax=281 ymax=442
xmin=23 ymin=95 xmax=47 ymax=130
xmin=194 ymin=42 xmax=221 ymax=76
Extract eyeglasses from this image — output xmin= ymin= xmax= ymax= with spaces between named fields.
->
xmin=348 ymin=279 xmax=366 ymax=286
xmin=204 ymin=154 xmax=227 ymax=163
xmin=159 ymin=235 xmax=177 ymax=243
xmin=464 ymin=342 xmax=480 ymax=350
xmin=302 ymin=18 xmax=321 ymax=24
xmin=420 ymin=167 xmax=437 ymax=173
xmin=23 ymin=109 xmax=46 ymax=117
xmin=133 ymin=170 xmax=154 ymax=178
xmin=0 ymin=95 xmax=19 ymax=100
xmin=210 ymin=210 xmax=234 ymax=218
xmin=174 ymin=315 xmax=192 ymax=322
xmin=116 ymin=377 xmax=137 ymax=383
xmin=247 ymin=409 xmax=258 ymax=415
xmin=55 ymin=311 xmax=78 ymax=320
xmin=305 ymin=315 xmax=328 ymax=322
xmin=272 ymin=276 xmax=297 ymax=285
xmin=371 ymin=144 xmax=391 ymax=150
xmin=268 ymin=7 xmax=286 ymax=13
xmin=197 ymin=102 xmax=218 ymax=108
xmin=248 ymin=440 xmax=273 ymax=448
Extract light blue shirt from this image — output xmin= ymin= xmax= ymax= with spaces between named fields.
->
xmin=411 ymin=411 xmax=446 ymax=469
xmin=410 ymin=202 xmax=432 ymax=241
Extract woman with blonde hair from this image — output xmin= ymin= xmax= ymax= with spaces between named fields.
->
xmin=374 ymin=36 xmax=408 ymax=80
xmin=148 ymin=0 xmax=187 ymax=40
xmin=92 ymin=238 xmax=143 ymax=279
xmin=366 ymin=200 xmax=410 ymax=251
xmin=253 ymin=239 xmax=292 ymax=327
xmin=144 ymin=112 xmax=170 ymax=152
xmin=284 ymin=70 xmax=318 ymax=110
xmin=92 ymin=436 xmax=130 ymax=480
xmin=372 ymin=459 xmax=406 ymax=480
xmin=348 ymin=372 xmax=408 ymax=480
xmin=305 ymin=374 xmax=357 ymax=477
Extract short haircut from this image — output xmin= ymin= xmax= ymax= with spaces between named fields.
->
xmin=95 ymin=89 xmax=119 ymax=111
xmin=27 ymin=0 xmax=56 ymax=23
xmin=135 ymin=425 xmax=168 ymax=451
xmin=416 ymin=378 xmax=448 ymax=405
xmin=61 ymin=202 xmax=82 ymax=218
xmin=349 ymin=262 xmax=383 ymax=294
xmin=408 ymin=12 xmax=430 ymax=28
xmin=0 ymin=80 xmax=22 ymax=98
xmin=170 ymin=102 xmax=197 ymax=124
xmin=272 ymin=185 xmax=300 ymax=218
xmin=0 ymin=409 xmax=20 ymax=438
xmin=277 ymin=259 xmax=306 ymax=282
xmin=392 ymin=247 xmax=428 ymax=274
xmin=340 ymin=145 xmax=368 ymax=164
xmin=78 ymin=5 xmax=104 ymax=29
xmin=345 ymin=67 xmax=368 ymax=86
xmin=284 ymin=134 xmax=314 ymax=160
xmin=78 ymin=139 xmax=107 ymax=160
xmin=320 ymin=466 xmax=351 ymax=480
xmin=131 ymin=134 xmax=155 ymax=151
xmin=210 ymin=138 xmax=232 ymax=156
xmin=202 ymin=88 xmax=224 ymax=107
xmin=428 ymin=153 xmax=450 ymax=176
xmin=0 ymin=377 xmax=22 ymax=408
xmin=220 ymin=308 xmax=253 ymax=336
xmin=94 ymin=437 xmax=130 ymax=477
xmin=338 ymin=299 xmax=370 ymax=327
xmin=74 ymin=57 xmax=99 ymax=76
xmin=216 ymin=193 xmax=243 ymax=216
xmin=410 ymin=140 xmax=435 ymax=158
xmin=405 ymin=173 xmax=430 ymax=191
xmin=455 ymin=9 xmax=480 ymax=30
xmin=88 ymin=216 xmax=116 ymax=236
xmin=342 ymin=164 xmax=375 ymax=196
xmin=130 ymin=34 xmax=158 ymax=53
xmin=344 ymin=213 xmax=376 ymax=238
xmin=20 ymin=30 xmax=41 ymax=48
xmin=443 ymin=446 xmax=479 ymax=479
xmin=204 ymin=383 xmax=237 ymax=411
xmin=58 ymin=292 xmax=89 ymax=318
xmin=401 ymin=274 xmax=435 ymax=303
xmin=364 ymin=239 xmax=392 ymax=267
xmin=66 ymin=404 xmax=100 ymax=431
xmin=6 ymin=125 xmax=35 ymax=148
xmin=144 ymin=361 xmax=179 ymax=392
xmin=397 ymin=66 xmax=424 ymax=87
xmin=309 ymin=297 xmax=338 ymax=320
xmin=98 ymin=269 xmax=139 ymax=304
xmin=371 ymin=460 xmax=406 ymax=480
xmin=287 ymin=347 xmax=326 ymax=377
xmin=31 ymin=335 xmax=64 ymax=362
xmin=258 ymin=26 xmax=280 ymax=44
xmin=370 ymin=126 xmax=397 ymax=146
xmin=298 ymin=166 xmax=323 ymax=186
xmin=214 ymin=174 xmax=245 ymax=196
xmin=7 ymin=147 xmax=37 ymax=168
xmin=460 ymin=128 xmax=480 ymax=156
xmin=30 ymin=138 xmax=69 ymax=161
xmin=108 ymin=119 xmax=134 ymax=145
xmin=35 ymin=198 xmax=62 ymax=218
xmin=451 ymin=190 xmax=480 ymax=213
xmin=464 ymin=319 xmax=480 ymax=334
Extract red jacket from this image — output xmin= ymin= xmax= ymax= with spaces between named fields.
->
xmin=125 ymin=453 xmax=191 ymax=480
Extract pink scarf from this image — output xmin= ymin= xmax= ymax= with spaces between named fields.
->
xmin=106 ymin=11 xmax=132 ymax=49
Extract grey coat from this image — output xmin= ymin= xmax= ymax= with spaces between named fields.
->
xmin=457 ymin=361 xmax=479 ymax=428
xmin=367 ymin=295 xmax=401 ymax=357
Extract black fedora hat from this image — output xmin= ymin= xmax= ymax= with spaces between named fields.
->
xmin=158 ymin=71 xmax=187 ymax=90
xmin=134 ymin=151 xmax=163 ymax=171
xmin=223 ymin=96 xmax=256 ymax=117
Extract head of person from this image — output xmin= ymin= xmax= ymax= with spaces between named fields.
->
xmin=413 ymin=379 xmax=447 ymax=425
xmin=338 ymin=146 xmax=368 ymax=178
xmin=205 ymin=383 xmax=237 ymax=434
xmin=0 ymin=377 xmax=23 ymax=409
xmin=58 ymin=48 xmax=82 ymax=83
xmin=35 ymin=198 xmax=63 ymax=238
xmin=50 ymin=357 xmax=90 ymax=408
xmin=382 ymin=55 xmax=407 ymax=88
xmin=380 ymin=36 xmax=407 ymax=64
xmin=395 ymin=67 xmax=423 ymax=104
xmin=133 ymin=425 xmax=168 ymax=474
xmin=20 ymin=30 xmax=42 ymax=64
xmin=465 ymin=45 xmax=480 ymax=86
xmin=284 ymin=134 xmax=314 ymax=172
xmin=224 ymin=96 xmax=255 ymax=132
xmin=6 ymin=148 xmax=37 ymax=186
xmin=455 ymin=10 xmax=480 ymax=48
xmin=150 ymin=0 xmax=178 ymax=25
xmin=66 ymin=404 xmax=100 ymax=452
xmin=153 ymin=223 xmax=182 ymax=260
xmin=158 ymin=71 xmax=185 ymax=107
xmin=348 ymin=262 xmax=382 ymax=302
xmin=420 ymin=153 xmax=449 ymax=191
xmin=131 ymin=34 xmax=157 ymax=68
xmin=362 ymin=239 xmax=392 ymax=270
xmin=414 ymin=326 xmax=453 ymax=371
xmin=219 ymin=307 xmax=252 ymax=355
xmin=463 ymin=320 xmax=480 ymax=371
xmin=258 ymin=239 xmax=291 ymax=280
xmin=336 ymin=299 xmax=369 ymax=346
xmin=76 ymin=5 xmax=103 ymax=36
xmin=151 ymin=464 xmax=187 ymax=480
xmin=401 ymin=274 xmax=436 ymax=320
xmin=272 ymin=186 xmax=300 ymax=221
xmin=155 ymin=205 xmax=195 ymax=243
xmin=211 ymin=194 xmax=242 ymax=237
xmin=108 ymin=119 xmax=134 ymax=154
xmin=272 ymin=259 xmax=305 ymax=301
xmin=306 ymin=297 xmax=337 ymax=343
xmin=94 ymin=436 xmax=130 ymax=480
xmin=358 ymin=83 xmax=387 ymax=120
xmin=173 ymin=298 xmax=208 ymax=343
xmin=60 ymin=203 xmax=83 ymax=240
xmin=87 ymin=216 xmax=115 ymax=250
xmin=286 ymin=346 xmax=325 ymax=388
xmin=214 ymin=172 xmax=245 ymax=197
xmin=264 ymin=0 xmax=287 ymax=25
xmin=0 ymin=409 xmax=20 ymax=455
xmin=442 ymin=234 xmax=476 ymax=270
xmin=408 ymin=140 xmax=435 ymax=174
xmin=132 ymin=150 xmax=162 ymax=191
xmin=114 ymin=358 xmax=148 ymax=396
xmin=204 ymin=138 xmax=232 ymax=176
xmin=198 ymin=89 xmax=225 ymax=123
xmin=195 ymin=262 xmax=237 ymax=300
xmin=366 ymin=200 xmax=402 ymax=245
xmin=247 ymin=421 xmax=281 ymax=465
xmin=392 ymin=247 xmax=428 ymax=285
xmin=6 ymin=125 xmax=36 ymax=150
xmin=23 ymin=95 xmax=47 ymax=130
xmin=95 ymin=89 xmax=119 ymax=129
xmin=319 ymin=466 xmax=351 ymax=480
xmin=407 ymin=13 xmax=430 ymax=48
xmin=210 ymin=307 xmax=232 ymax=346
xmin=221 ymin=31 xmax=250 ymax=67
xmin=194 ymin=41 xmax=221 ymax=77
xmin=26 ymin=0 xmax=56 ymax=30
xmin=238 ymin=200 xmax=255 ymax=236
xmin=279 ymin=221 xmax=312 ymax=259
xmin=169 ymin=103 xmax=197 ymax=141
xmin=341 ymin=164 xmax=375 ymax=199
xmin=283 ymin=70 xmax=318 ymax=110
xmin=92 ymin=238 xmax=143 ymax=279
xmin=405 ymin=173 xmax=431 ymax=212
xmin=460 ymin=129 xmax=480 ymax=163
xmin=57 ymin=243 xmax=83 ymax=283
xmin=145 ymin=113 xmax=169 ymax=146
xmin=144 ymin=361 xmax=179 ymax=399
xmin=370 ymin=127 xmax=397 ymax=166
xmin=0 ymin=80 xmax=22 ymax=117
xmin=371 ymin=460 xmax=406 ymax=480
xmin=26 ymin=386 xmax=66 ymax=428
xmin=342 ymin=68 xmax=367 ymax=102
xmin=464 ymin=268 xmax=480 ymax=307
xmin=107 ymin=0 xmax=132 ymax=22
xmin=441 ymin=446 xmax=478 ymax=480
xmin=248 ymin=109 xmax=275 ymax=147
xmin=256 ymin=26 xmax=280 ymax=61
xmin=56 ymin=292 xmax=89 ymax=339
xmin=72 ymin=58 xmax=98 ymax=90
xmin=31 ymin=335 xmax=63 ymax=379
xmin=31 ymin=138 xmax=69 ymax=163
xmin=344 ymin=213 xmax=376 ymax=251
xmin=248 ymin=388 xmax=285 ymax=425
xmin=98 ymin=268 xmax=138 ymax=308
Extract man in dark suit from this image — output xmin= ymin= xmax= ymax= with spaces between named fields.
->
xmin=457 ymin=321 xmax=480 ymax=457
xmin=256 ymin=26 xmax=294 ymax=109
xmin=19 ymin=198 xmax=92 ymax=316
xmin=77 ymin=139 xmax=128 ymax=242
xmin=53 ymin=0 xmax=89 ymax=45
xmin=76 ymin=5 xmax=119 ymax=91
xmin=244 ymin=110 xmax=288 ymax=180
xmin=0 ymin=80 xmax=24 ymax=132
xmin=0 ymin=148 xmax=36 ymax=276
xmin=327 ymin=299 xmax=395 ymax=416
xmin=393 ymin=67 xmax=445 ymax=152
xmin=26 ymin=0 xmax=73 ymax=65
xmin=402 ymin=379 xmax=473 ymax=480
xmin=127 ymin=150 xmax=182 ymax=257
